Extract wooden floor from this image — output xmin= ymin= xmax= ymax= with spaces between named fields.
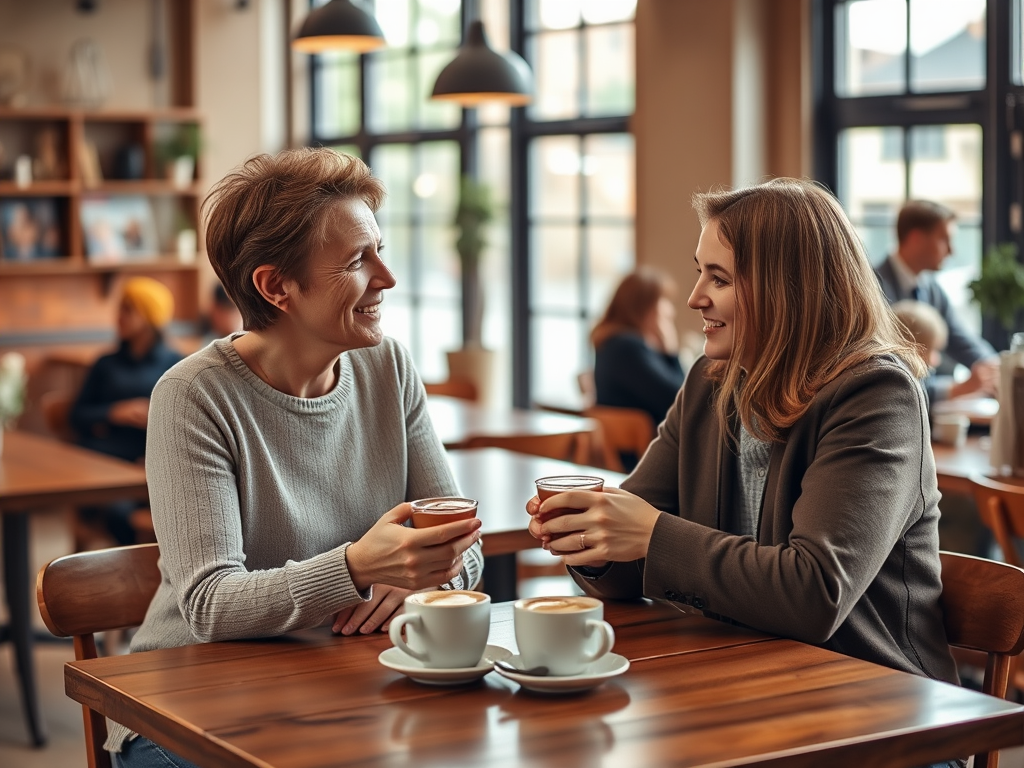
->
xmin=3 ymin=508 xmax=1023 ymax=768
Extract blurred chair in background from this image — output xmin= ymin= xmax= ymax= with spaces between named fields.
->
xmin=424 ymin=375 xmax=478 ymax=401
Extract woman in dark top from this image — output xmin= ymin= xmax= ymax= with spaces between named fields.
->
xmin=70 ymin=276 xmax=183 ymax=543
xmin=592 ymin=266 xmax=686 ymax=429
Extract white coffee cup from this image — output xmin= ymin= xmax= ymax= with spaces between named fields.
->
xmin=389 ymin=590 xmax=491 ymax=669
xmin=932 ymin=413 xmax=969 ymax=448
xmin=513 ymin=595 xmax=615 ymax=676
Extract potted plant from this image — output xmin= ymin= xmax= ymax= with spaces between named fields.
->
xmin=156 ymin=123 xmax=201 ymax=189
xmin=968 ymin=241 xmax=1024 ymax=334
xmin=0 ymin=351 xmax=26 ymax=455
xmin=446 ymin=175 xmax=496 ymax=403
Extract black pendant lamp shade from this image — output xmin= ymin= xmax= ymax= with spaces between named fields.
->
xmin=292 ymin=0 xmax=386 ymax=54
xmin=431 ymin=21 xmax=533 ymax=106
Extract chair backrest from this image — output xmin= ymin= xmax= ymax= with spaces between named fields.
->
xmin=424 ymin=376 xmax=479 ymax=401
xmin=969 ymin=473 xmax=1024 ymax=568
xmin=464 ymin=432 xmax=591 ymax=465
xmin=583 ymin=405 xmax=655 ymax=472
xmin=40 ymin=389 xmax=78 ymax=443
xmin=939 ymin=551 xmax=1024 ymax=768
xmin=36 ymin=543 xmax=162 ymax=768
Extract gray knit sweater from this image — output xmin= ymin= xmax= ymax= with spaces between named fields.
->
xmin=106 ymin=335 xmax=483 ymax=751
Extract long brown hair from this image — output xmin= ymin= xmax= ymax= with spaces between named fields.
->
xmin=591 ymin=266 xmax=676 ymax=348
xmin=692 ymin=178 xmax=926 ymax=443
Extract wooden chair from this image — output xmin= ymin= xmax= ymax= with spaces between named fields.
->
xmin=939 ymin=551 xmax=1024 ymax=768
xmin=424 ymin=376 xmax=479 ymax=401
xmin=582 ymin=405 xmax=655 ymax=472
xmin=969 ymin=473 xmax=1024 ymax=569
xmin=40 ymin=389 xmax=78 ymax=444
xmin=464 ymin=432 xmax=592 ymax=465
xmin=36 ymin=543 xmax=162 ymax=768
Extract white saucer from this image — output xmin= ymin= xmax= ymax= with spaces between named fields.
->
xmin=379 ymin=644 xmax=512 ymax=686
xmin=492 ymin=653 xmax=630 ymax=693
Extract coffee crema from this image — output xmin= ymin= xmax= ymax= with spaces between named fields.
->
xmin=519 ymin=596 xmax=596 ymax=613
xmin=412 ymin=590 xmax=488 ymax=607
xmin=410 ymin=497 xmax=478 ymax=528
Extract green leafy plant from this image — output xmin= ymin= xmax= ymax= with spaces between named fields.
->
xmin=454 ymin=176 xmax=494 ymax=348
xmin=156 ymin=123 xmax=202 ymax=164
xmin=0 ymin=352 xmax=26 ymax=428
xmin=968 ymin=242 xmax=1024 ymax=331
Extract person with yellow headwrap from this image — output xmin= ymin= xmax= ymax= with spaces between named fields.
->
xmin=69 ymin=276 xmax=184 ymax=545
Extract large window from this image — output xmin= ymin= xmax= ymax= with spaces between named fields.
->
xmin=816 ymin=0 xmax=1024 ymax=348
xmin=309 ymin=0 xmax=636 ymax=405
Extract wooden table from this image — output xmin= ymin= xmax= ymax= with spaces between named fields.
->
xmin=65 ymin=600 xmax=1024 ymax=767
xmin=428 ymin=395 xmax=597 ymax=449
xmin=448 ymin=448 xmax=627 ymax=602
xmin=1 ymin=430 xmax=148 ymax=747
xmin=932 ymin=435 xmax=998 ymax=495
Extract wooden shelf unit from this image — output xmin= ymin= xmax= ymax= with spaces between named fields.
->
xmin=0 ymin=107 xmax=203 ymax=270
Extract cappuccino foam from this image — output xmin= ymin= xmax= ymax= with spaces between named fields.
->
xmin=522 ymin=597 xmax=592 ymax=613
xmin=413 ymin=590 xmax=487 ymax=606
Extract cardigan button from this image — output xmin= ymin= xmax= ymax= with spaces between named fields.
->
xmin=691 ymin=597 xmax=706 ymax=610
xmin=665 ymin=590 xmax=680 ymax=601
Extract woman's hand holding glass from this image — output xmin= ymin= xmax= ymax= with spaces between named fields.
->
xmin=526 ymin=487 xmax=661 ymax=567
xmin=346 ymin=501 xmax=481 ymax=593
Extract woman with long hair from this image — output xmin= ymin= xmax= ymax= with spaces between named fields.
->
xmin=528 ymin=178 xmax=958 ymax=695
xmin=590 ymin=266 xmax=685 ymax=429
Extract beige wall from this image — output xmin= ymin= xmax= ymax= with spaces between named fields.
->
xmin=635 ymin=0 xmax=811 ymax=340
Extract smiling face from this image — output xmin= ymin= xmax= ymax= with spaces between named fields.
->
xmin=688 ymin=219 xmax=742 ymax=366
xmin=283 ymin=197 xmax=396 ymax=353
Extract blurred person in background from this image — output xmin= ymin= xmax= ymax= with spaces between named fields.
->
xmin=591 ymin=266 xmax=686 ymax=430
xmin=875 ymin=200 xmax=998 ymax=400
xmin=70 ymin=276 xmax=183 ymax=545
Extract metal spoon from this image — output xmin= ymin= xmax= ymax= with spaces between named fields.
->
xmin=494 ymin=659 xmax=549 ymax=677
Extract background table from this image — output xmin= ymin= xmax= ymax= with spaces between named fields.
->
xmin=65 ymin=599 xmax=1024 ymax=767
xmin=428 ymin=395 xmax=596 ymax=449
xmin=1 ymin=430 xmax=148 ymax=747
xmin=448 ymin=447 xmax=627 ymax=601
xmin=932 ymin=435 xmax=998 ymax=495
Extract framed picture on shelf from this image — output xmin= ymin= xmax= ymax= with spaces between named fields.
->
xmin=81 ymin=195 xmax=159 ymax=264
xmin=0 ymin=198 xmax=61 ymax=261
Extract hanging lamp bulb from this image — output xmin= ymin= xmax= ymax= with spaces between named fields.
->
xmin=431 ymin=20 xmax=533 ymax=106
xmin=292 ymin=0 xmax=385 ymax=54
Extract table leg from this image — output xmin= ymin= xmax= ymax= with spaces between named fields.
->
xmin=2 ymin=511 xmax=47 ymax=747
xmin=484 ymin=553 xmax=517 ymax=603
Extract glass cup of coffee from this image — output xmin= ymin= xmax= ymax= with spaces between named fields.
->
xmin=534 ymin=475 xmax=604 ymax=523
xmin=410 ymin=497 xmax=479 ymax=528
xmin=389 ymin=589 xmax=491 ymax=669
xmin=513 ymin=595 xmax=615 ymax=676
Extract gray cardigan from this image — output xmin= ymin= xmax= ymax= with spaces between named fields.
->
xmin=107 ymin=336 xmax=482 ymax=751
xmin=573 ymin=355 xmax=959 ymax=685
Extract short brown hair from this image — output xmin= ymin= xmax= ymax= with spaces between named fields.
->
xmin=896 ymin=200 xmax=955 ymax=244
xmin=591 ymin=267 xmax=676 ymax=348
xmin=693 ymin=178 xmax=926 ymax=442
xmin=202 ymin=148 xmax=387 ymax=330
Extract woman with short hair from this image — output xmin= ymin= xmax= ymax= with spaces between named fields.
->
xmin=111 ymin=148 xmax=483 ymax=767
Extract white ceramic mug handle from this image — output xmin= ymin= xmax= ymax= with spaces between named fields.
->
xmin=581 ymin=619 xmax=615 ymax=664
xmin=389 ymin=614 xmax=428 ymax=662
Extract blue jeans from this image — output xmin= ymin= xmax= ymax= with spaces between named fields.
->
xmin=114 ymin=736 xmax=202 ymax=768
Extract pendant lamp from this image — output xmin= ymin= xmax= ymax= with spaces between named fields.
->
xmin=431 ymin=20 xmax=533 ymax=106
xmin=292 ymin=0 xmax=385 ymax=54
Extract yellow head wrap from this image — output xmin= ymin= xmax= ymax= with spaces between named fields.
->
xmin=122 ymin=277 xmax=174 ymax=329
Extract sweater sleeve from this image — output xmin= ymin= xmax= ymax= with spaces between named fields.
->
xmin=146 ymin=374 xmax=365 ymax=643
